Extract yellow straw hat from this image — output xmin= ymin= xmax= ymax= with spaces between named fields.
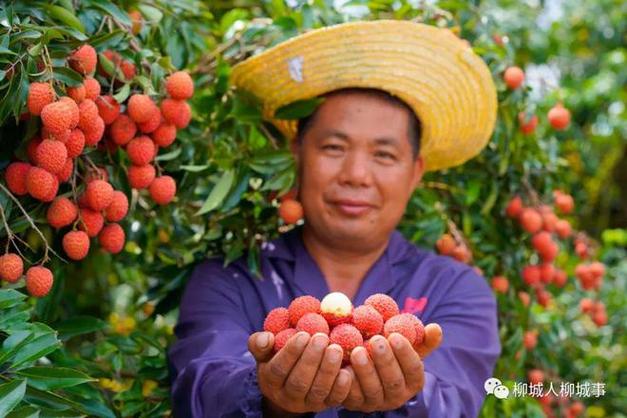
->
xmin=230 ymin=20 xmax=497 ymax=172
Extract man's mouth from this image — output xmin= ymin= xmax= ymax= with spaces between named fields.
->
xmin=331 ymin=199 xmax=374 ymax=216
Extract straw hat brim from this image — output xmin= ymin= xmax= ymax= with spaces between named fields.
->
xmin=230 ymin=20 xmax=497 ymax=172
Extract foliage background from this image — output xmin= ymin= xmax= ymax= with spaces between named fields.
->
xmin=0 ymin=0 xmax=625 ymax=417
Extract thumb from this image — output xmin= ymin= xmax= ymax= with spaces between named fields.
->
xmin=416 ymin=323 xmax=443 ymax=359
xmin=248 ymin=331 xmax=275 ymax=363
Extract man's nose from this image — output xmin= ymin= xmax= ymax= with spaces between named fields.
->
xmin=338 ymin=150 xmax=373 ymax=187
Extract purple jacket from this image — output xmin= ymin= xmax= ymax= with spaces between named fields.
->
xmin=168 ymin=226 xmax=501 ymax=417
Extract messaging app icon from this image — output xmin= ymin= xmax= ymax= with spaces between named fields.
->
xmin=484 ymin=377 xmax=509 ymax=400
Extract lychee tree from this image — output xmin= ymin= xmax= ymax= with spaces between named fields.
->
xmin=0 ymin=0 xmax=625 ymax=417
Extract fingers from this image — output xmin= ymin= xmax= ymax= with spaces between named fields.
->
xmin=248 ymin=332 xmax=275 ymax=363
xmin=369 ymin=335 xmax=407 ymax=403
xmin=261 ymin=331 xmax=310 ymax=390
xmin=284 ymin=333 xmax=329 ymax=400
xmin=388 ymin=333 xmax=424 ymax=393
xmin=349 ymin=346 xmax=384 ymax=410
xmin=304 ymin=343 xmax=344 ymax=406
xmin=324 ymin=368 xmax=352 ymax=407
xmin=416 ymin=323 xmax=443 ymax=358
xmin=342 ymin=366 xmax=365 ymax=411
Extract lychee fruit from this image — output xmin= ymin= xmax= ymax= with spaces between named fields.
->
xmin=538 ymin=242 xmax=559 ymax=263
xmin=95 ymin=95 xmax=120 ymax=124
xmin=351 ymin=305 xmax=383 ymax=339
xmin=65 ymin=129 xmax=86 ymax=158
xmin=149 ymin=175 xmax=176 ymax=205
xmin=67 ymin=83 xmax=86 ymax=103
xmin=520 ymin=208 xmax=542 ymax=233
xmin=522 ymin=265 xmax=541 ymax=287
xmin=78 ymin=208 xmax=104 ymax=237
xmin=104 ymin=191 xmax=129 ymax=222
xmin=523 ymin=330 xmax=538 ymax=350
xmin=554 ymin=192 xmax=574 ymax=214
xmin=46 ymin=197 xmax=78 ymax=229
xmin=85 ymin=179 xmax=114 ymax=211
xmin=165 ymin=71 xmax=194 ymax=100
xmin=69 ymin=45 xmax=97 ymax=75
xmin=26 ymin=167 xmax=58 ymax=202
xmin=99 ymin=223 xmax=125 ymax=254
xmin=127 ymin=136 xmax=155 ymax=165
xmin=288 ymin=295 xmax=321 ymax=327
xmin=364 ymin=293 xmax=399 ymax=322
xmin=548 ymin=103 xmax=570 ymax=130
xmin=503 ymin=66 xmax=524 ymax=89
xmin=78 ymin=99 xmax=99 ymax=131
xmin=528 ymin=369 xmax=544 ymax=385
xmin=296 ymin=312 xmax=330 ymax=335
xmin=383 ymin=314 xmax=417 ymax=345
xmin=401 ymin=313 xmax=425 ymax=346
xmin=120 ymin=60 xmax=136 ymax=81
xmin=539 ymin=263 xmax=555 ymax=284
xmin=83 ymin=77 xmax=101 ymax=100
xmin=491 ymin=275 xmax=509 ymax=294
xmin=518 ymin=112 xmax=538 ymax=135
xmin=83 ymin=116 xmax=105 ymax=146
xmin=518 ymin=291 xmax=530 ymax=307
xmin=152 ymin=122 xmax=177 ymax=147
xmin=552 ymin=268 xmax=567 ymax=287
xmin=25 ymin=266 xmax=54 ymax=297
xmin=505 ymin=195 xmax=523 ymax=218
xmin=161 ymin=99 xmax=192 ymax=128
xmin=41 ymin=99 xmax=79 ymax=134
xmin=263 ymin=307 xmax=290 ymax=334
xmin=127 ymin=164 xmax=156 ymax=189
xmin=35 ymin=139 xmax=68 ymax=174
xmin=5 ymin=162 xmax=31 ymax=195
xmin=27 ymin=82 xmax=54 ymax=115
xmin=451 ymin=245 xmax=472 ymax=263
xmin=26 ymin=136 xmax=42 ymax=163
xmin=320 ymin=291 xmax=353 ymax=327
xmin=279 ymin=199 xmax=303 ymax=224
xmin=128 ymin=10 xmax=142 ymax=35
xmin=62 ymin=230 xmax=90 ymax=260
xmin=330 ymin=323 xmax=363 ymax=363
xmin=127 ymin=94 xmax=158 ymax=123
xmin=435 ymin=233 xmax=456 ymax=255
xmin=110 ymin=114 xmax=137 ymax=145
xmin=56 ymin=158 xmax=73 ymax=183
xmin=0 ymin=253 xmax=23 ymax=283
xmin=137 ymin=108 xmax=162 ymax=133
xmin=273 ymin=328 xmax=297 ymax=353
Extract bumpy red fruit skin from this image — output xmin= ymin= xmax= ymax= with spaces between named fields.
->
xmin=85 ymin=180 xmax=114 ymax=211
xmin=41 ymin=99 xmax=79 ymax=134
xmin=35 ymin=139 xmax=68 ymax=174
xmin=99 ymin=223 xmax=125 ymax=254
xmin=330 ymin=323 xmax=363 ymax=363
xmin=383 ymin=314 xmax=417 ymax=346
xmin=273 ymin=328 xmax=297 ymax=353
xmin=65 ymin=129 xmax=85 ymax=158
xmin=78 ymin=208 xmax=104 ymax=237
xmin=296 ymin=313 xmax=330 ymax=335
xmin=149 ymin=175 xmax=176 ymax=205
xmin=522 ymin=265 xmax=541 ymax=287
xmin=400 ymin=313 xmax=425 ymax=347
xmin=26 ymin=266 xmax=54 ymax=297
xmin=83 ymin=77 xmax=101 ymax=100
xmin=56 ymin=158 xmax=73 ymax=183
xmin=0 ymin=253 xmax=24 ymax=283
xmin=288 ymin=295 xmax=321 ymax=327
xmin=104 ymin=191 xmax=129 ymax=222
xmin=69 ymin=45 xmax=97 ymax=75
xmin=364 ymin=293 xmax=399 ymax=322
xmin=352 ymin=305 xmax=383 ymax=339
xmin=165 ymin=71 xmax=194 ymax=100
xmin=5 ymin=162 xmax=31 ymax=195
xmin=110 ymin=115 xmax=137 ymax=145
xmin=279 ymin=199 xmax=303 ymax=225
xmin=520 ymin=208 xmax=543 ymax=234
xmin=78 ymin=99 xmax=99 ymax=131
xmin=62 ymin=230 xmax=90 ymax=260
xmin=67 ymin=84 xmax=86 ymax=103
xmin=127 ymin=94 xmax=158 ymax=123
xmin=137 ymin=108 xmax=162 ymax=133
xmin=152 ymin=122 xmax=177 ymax=147
xmin=26 ymin=167 xmax=59 ymax=202
xmin=83 ymin=116 xmax=105 ymax=146
xmin=263 ymin=307 xmax=290 ymax=335
xmin=127 ymin=136 xmax=155 ymax=165
xmin=95 ymin=96 xmax=120 ymax=124
xmin=127 ymin=164 xmax=156 ymax=189
xmin=47 ymin=197 xmax=78 ymax=229
xmin=161 ymin=99 xmax=192 ymax=128
xmin=28 ymin=82 xmax=54 ymax=115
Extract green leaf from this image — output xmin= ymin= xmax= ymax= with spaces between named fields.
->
xmin=113 ymin=83 xmax=130 ymax=104
xmin=44 ymin=6 xmax=85 ymax=33
xmin=180 ymin=164 xmax=210 ymax=172
xmin=0 ymin=289 xmax=27 ymax=309
xmin=0 ymin=379 xmax=26 ymax=417
xmin=10 ymin=331 xmax=61 ymax=370
xmin=196 ymin=170 xmax=235 ymax=215
xmin=274 ymin=97 xmax=324 ymax=120
xmin=6 ymin=405 xmax=40 ymax=418
xmin=137 ymin=5 xmax=163 ymax=23
xmin=52 ymin=67 xmax=83 ymax=87
xmin=155 ymin=147 xmax=182 ymax=162
xmin=88 ymin=0 xmax=131 ymax=26
xmin=16 ymin=367 xmax=95 ymax=390
xmin=54 ymin=315 xmax=107 ymax=340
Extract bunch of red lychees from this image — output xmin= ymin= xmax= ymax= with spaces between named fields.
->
xmin=262 ymin=292 xmax=425 ymax=366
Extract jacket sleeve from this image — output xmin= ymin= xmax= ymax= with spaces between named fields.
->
xmin=381 ymin=267 xmax=502 ymax=418
xmin=167 ymin=259 xmax=264 ymax=418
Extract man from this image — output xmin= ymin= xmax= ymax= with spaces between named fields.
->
xmin=168 ymin=20 xmax=500 ymax=417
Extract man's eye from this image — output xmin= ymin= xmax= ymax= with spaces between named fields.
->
xmin=376 ymin=151 xmax=396 ymax=160
xmin=323 ymin=144 xmax=342 ymax=151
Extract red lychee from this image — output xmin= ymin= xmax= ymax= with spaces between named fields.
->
xmin=65 ymin=129 xmax=86 ymax=158
xmin=288 ymin=295 xmax=321 ymax=327
xmin=83 ymin=77 xmax=101 ymax=100
xmin=85 ymin=180 xmax=114 ymax=211
xmin=137 ymin=108 xmax=162 ymax=134
xmin=127 ymin=136 xmax=155 ymax=165
xmin=25 ymin=266 xmax=54 ymax=297
xmin=279 ymin=199 xmax=303 ymax=224
xmin=522 ymin=265 xmax=541 ymax=287
xmin=35 ymin=139 xmax=67 ymax=174
xmin=520 ymin=208 xmax=542 ymax=234
xmin=127 ymin=164 xmax=156 ymax=189
xmin=152 ymin=122 xmax=177 ymax=147
xmin=263 ymin=307 xmax=290 ymax=335
xmin=548 ymin=103 xmax=570 ymax=130
xmin=56 ymin=158 xmax=73 ymax=183
xmin=78 ymin=208 xmax=104 ymax=237
xmin=127 ymin=94 xmax=158 ymax=123
xmin=69 ymin=45 xmax=97 ymax=75
xmin=83 ymin=116 xmax=105 ymax=146
xmin=149 ymin=175 xmax=176 ymax=205
xmin=67 ymin=83 xmax=86 ymax=103
xmin=296 ymin=312 xmax=330 ymax=335
xmin=330 ymin=323 xmax=364 ymax=363
xmin=165 ymin=71 xmax=194 ymax=100
xmin=26 ymin=167 xmax=58 ymax=202
xmin=110 ymin=114 xmax=137 ymax=145
xmin=5 ymin=162 xmax=31 ymax=195
xmin=0 ymin=253 xmax=23 ymax=283
xmin=104 ymin=191 xmax=129 ymax=222
xmin=503 ymin=66 xmax=524 ymax=90
xmin=161 ymin=99 xmax=192 ymax=128
xmin=364 ymin=293 xmax=399 ymax=322
xmin=273 ymin=328 xmax=297 ymax=353
xmin=505 ymin=195 xmax=523 ymax=218
xmin=62 ymin=230 xmax=90 ymax=260
xmin=99 ymin=223 xmax=125 ymax=254
xmin=95 ymin=95 xmax=120 ymax=124
xmin=383 ymin=314 xmax=417 ymax=345
xmin=46 ymin=197 xmax=78 ymax=229
xmin=41 ymin=99 xmax=79 ymax=134
xmin=27 ymin=82 xmax=54 ymax=115
xmin=351 ymin=305 xmax=383 ymax=339
xmin=491 ymin=275 xmax=509 ymax=294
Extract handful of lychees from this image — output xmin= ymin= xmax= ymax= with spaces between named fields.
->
xmin=262 ymin=292 xmax=425 ymax=366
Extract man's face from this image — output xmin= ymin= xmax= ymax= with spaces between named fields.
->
xmin=294 ymin=92 xmax=425 ymax=249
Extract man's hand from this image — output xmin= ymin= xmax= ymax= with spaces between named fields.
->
xmin=342 ymin=323 xmax=443 ymax=413
xmin=248 ymin=331 xmax=353 ymax=415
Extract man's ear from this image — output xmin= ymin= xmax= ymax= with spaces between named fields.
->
xmin=411 ymin=155 xmax=425 ymax=190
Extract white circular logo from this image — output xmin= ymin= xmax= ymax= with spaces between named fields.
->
xmin=484 ymin=377 xmax=502 ymax=395
xmin=493 ymin=385 xmax=510 ymax=399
